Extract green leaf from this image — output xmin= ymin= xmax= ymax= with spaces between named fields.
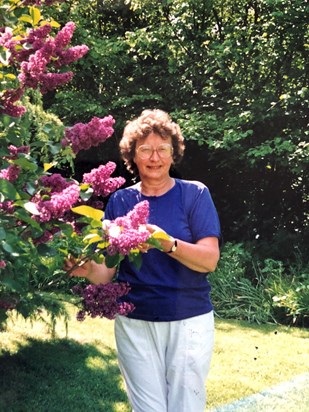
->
xmin=55 ymin=222 xmax=74 ymax=236
xmin=0 ymin=227 xmax=6 ymax=240
xmin=14 ymin=209 xmax=41 ymax=230
xmin=0 ymin=179 xmax=19 ymax=200
xmin=19 ymin=14 xmax=33 ymax=24
xmin=1 ymin=241 xmax=19 ymax=255
xmin=83 ymin=233 xmax=103 ymax=245
xmin=128 ymin=251 xmax=143 ymax=270
xmin=79 ymin=187 xmax=93 ymax=201
xmin=1 ymin=276 xmax=25 ymax=292
xmin=0 ymin=309 xmax=9 ymax=326
xmin=151 ymin=230 xmax=173 ymax=241
xmin=36 ymin=244 xmax=58 ymax=257
xmin=105 ymin=253 xmax=124 ymax=268
xmin=146 ymin=237 xmax=163 ymax=250
xmin=13 ymin=158 xmax=38 ymax=171
xmin=30 ymin=6 xmax=41 ymax=26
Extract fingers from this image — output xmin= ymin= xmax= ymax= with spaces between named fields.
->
xmin=63 ymin=255 xmax=89 ymax=277
xmin=138 ymin=243 xmax=152 ymax=253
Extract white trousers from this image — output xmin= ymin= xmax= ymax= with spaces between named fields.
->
xmin=114 ymin=312 xmax=214 ymax=412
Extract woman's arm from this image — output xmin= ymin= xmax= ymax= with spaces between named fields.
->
xmin=166 ymin=237 xmax=220 ymax=273
xmin=64 ymin=256 xmax=117 ymax=285
xmin=146 ymin=224 xmax=220 ymax=273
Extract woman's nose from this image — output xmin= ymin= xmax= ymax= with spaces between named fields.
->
xmin=149 ymin=149 xmax=160 ymax=160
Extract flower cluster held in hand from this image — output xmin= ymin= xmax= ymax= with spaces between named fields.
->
xmin=103 ymin=200 xmax=150 ymax=256
xmin=72 ymin=282 xmax=135 ymax=321
xmin=82 ymin=161 xmax=125 ymax=197
xmin=62 ymin=115 xmax=115 ymax=154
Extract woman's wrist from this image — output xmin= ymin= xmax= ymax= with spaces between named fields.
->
xmin=166 ymin=238 xmax=178 ymax=254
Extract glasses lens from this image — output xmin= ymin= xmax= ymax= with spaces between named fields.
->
xmin=137 ymin=144 xmax=173 ymax=159
xmin=157 ymin=144 xmax=173 ymax=158
xmin=137 ymin=145 xmax=153 ymax=159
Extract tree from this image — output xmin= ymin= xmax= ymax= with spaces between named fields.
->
xmin=0 ymin=0 xmax=129 ymax=326
xmin=45 ymin=0 xmax=308 ymax=261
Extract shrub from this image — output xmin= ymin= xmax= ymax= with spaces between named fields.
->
xmin=209 ymin=242 xmax=309 ymax=326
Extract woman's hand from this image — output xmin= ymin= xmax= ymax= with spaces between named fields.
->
xmin=145 ymin=224 xmax=220 ymax=272
xmin=145 ymin=224 xmax=175 ymax=253
xmin=64 ymin=255 xmax=117 ymax=285
xmin=63 ymin=255 xmax=91 ymax=278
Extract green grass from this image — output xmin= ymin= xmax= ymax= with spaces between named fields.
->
xmin=1 ymin=305 xmax=308 ymax=411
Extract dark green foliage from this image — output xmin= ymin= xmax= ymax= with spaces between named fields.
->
xmin=209 ymin=243 xmax=309 ymax=326
xmin=45 ymin=0 xmax=308 ymax=262
xmin=25 ymin=0 xmax=307 ymax=326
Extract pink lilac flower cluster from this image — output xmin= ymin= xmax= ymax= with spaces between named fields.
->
xmin=7 ymin=145 xmax=30 ymax=159
xmin=0 ymin=22 xmax=88 ymax=116
xmin=72 ymin=282 xmax=135 ymax=321
xmin=0 ymin=144 xmax=31 ymax=181
xmin=104 ymin=200 xmax=150 ymax=256
xmin=0 ymin=260 xmax=6 ymax=268
xmin=0 ymin=165 xmax=21 ymax=182
xmin=62 ymin=115 xmax=115 ymax=154
xmin=82 ymin=162 xmax=125 ymax=197
xmin=32 ymin=173 xmax=80 ymax=222
xmin=0 ymin=88 xmax=26 ymax=117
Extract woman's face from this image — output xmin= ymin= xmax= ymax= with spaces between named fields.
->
xmin=133 ymin=132 xmax=173 ymax=182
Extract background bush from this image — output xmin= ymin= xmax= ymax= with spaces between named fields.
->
xmin=209 ymin=243 xmax=309 ymax=326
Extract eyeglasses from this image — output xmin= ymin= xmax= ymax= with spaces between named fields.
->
xmin=136 ymin=144 xmax=173 ymax=160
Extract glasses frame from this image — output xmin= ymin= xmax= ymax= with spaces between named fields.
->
xmin=136 ymin=143 xmax=174 ymax=160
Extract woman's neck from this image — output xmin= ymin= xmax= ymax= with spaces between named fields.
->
xmin=139 ymin=177 xmax=175 ymax=196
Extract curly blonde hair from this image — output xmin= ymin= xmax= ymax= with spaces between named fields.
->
xmin=119 ymin=109 xmax=185 ymax=175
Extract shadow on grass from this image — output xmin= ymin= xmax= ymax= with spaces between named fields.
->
xmin=0 ymin=338 xmax=129 ymax=412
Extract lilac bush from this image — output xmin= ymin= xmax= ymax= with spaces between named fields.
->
xmin=0 ymin=0 xmax=161 ymax=324
xmin=0 ymin=1 xmax=135 ymax=324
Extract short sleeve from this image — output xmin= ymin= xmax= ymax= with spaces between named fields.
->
xmin=185 ymin=182 xmax=221 ymax=243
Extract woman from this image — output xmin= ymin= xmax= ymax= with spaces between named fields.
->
xmin=66 ymin=109 xmax=221 ymax=412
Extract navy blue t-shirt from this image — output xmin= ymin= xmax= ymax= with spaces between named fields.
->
xmin=104 ymin=178 xmax=221 ymax=321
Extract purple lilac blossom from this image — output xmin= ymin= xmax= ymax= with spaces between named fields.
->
xmin=0 ymin=201 xmax=15 ymax=214
xmin=1 ymin=21 xmax=88 ymax=116
xmin=82 ymin=162 xmax=125 ymax=197
xmin=104 ymin=200 xmax=150 ymax=256
xmin=8 ymin=145 xmax=30 ymax=158
xmin=0 ymin=165 xmax=21 ymax=182
xmin=32 ymin=174 xmax=80 ymax=222
xmin=54 ymin=21 xmax=75 ymax=48
xmin=0 ymin=88 xmax=26 ymax=118
xmin=63 ymin=115 xmax=115 ymax=154
xmin=17 ymin=22 xmax=88 ymax=94
xmin=72 ymin=282 xmax=135 ymax=321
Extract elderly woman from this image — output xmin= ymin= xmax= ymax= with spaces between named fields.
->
xmin=66 ymin=109 xmax=221 ymax=412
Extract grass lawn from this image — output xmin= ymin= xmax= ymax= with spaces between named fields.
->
xmin=1 ymin=304 xmax=308 ymax=411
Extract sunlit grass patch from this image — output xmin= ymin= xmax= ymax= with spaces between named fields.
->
xmin=1 ymin=305 xmax=308 ymax=411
